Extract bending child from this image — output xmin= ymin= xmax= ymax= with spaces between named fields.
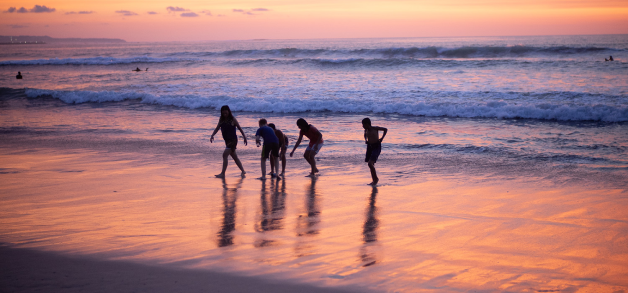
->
xmin=210 ymin=105 xmax=247 ymax=178
xmin=268 ymin=123 xmax=289 ymax=177
xmin=362 ymin=118 xmax=387 ymax=185
xmin=255 ymin=119 xmax=281 ymax=180
xmin=290 ymin=118 xmax=323 ymax=177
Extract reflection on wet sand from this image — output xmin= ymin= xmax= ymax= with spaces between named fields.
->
xmin=255 ymin=179 xmax=287 ymax=248
xmin=295 ymin=177 xmax=321 ymax=257
xmin=217 ymin=177 xmax=242 ymax=247
xmin=360 ymin=186 xmax=379 ymax=267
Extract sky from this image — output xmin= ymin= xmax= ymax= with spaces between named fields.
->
xmin=0 ymin=0 xmax=627 ymax=41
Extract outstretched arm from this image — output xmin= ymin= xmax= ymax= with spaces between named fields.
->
xmin=290 ymin=134 xmax=303 ymax=157
xmin=234 ymin=118 xmax=248 ymax=146
xmin=210 ymin=122 xmax=221 ymax=143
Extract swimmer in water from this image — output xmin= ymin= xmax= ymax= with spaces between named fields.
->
xmin=16 ymin=72 xmax=22 ymax=79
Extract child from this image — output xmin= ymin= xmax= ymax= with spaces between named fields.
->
xmin=362 ymin=118 xmax=387 ymax=185
xmin=290 ymin=118 xmax=323 ymax=177
xmin=210 ymin=105 xmax=247 ymax=178
xmin=268 ymin=123 xmax=289 ymax=177
xmin=255 ymin=119 xmax=281 ymax=180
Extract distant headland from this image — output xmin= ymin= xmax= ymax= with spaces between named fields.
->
xmin=0 ymin=35 xmax=126 ymax=44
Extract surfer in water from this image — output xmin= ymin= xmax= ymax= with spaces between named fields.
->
xmin=16 ymin=72 xmax=22 ymax=79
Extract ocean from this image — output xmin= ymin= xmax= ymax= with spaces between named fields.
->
xmin=1 ymin=35 xmax=628 ymax=292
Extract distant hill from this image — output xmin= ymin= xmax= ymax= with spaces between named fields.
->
xmin=0 ymin=35 xmax=126 ymax=44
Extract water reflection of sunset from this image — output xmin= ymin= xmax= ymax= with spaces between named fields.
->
xmin=2 ymin=146 xmax=627 ymax=292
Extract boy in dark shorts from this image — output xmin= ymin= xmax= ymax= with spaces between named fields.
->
xmin=255 ymin=119 xmax=280 ymax=180
xmin=362 ymin=118 xmax=387 ymax=185
xmin=268 ymin=123 xmax=289 ymax=177
xmin=290 ymin=118 xmax=324 ymax=177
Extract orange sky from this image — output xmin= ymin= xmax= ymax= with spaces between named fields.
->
xmin=1 ymin=0 xmax=627 ymax=41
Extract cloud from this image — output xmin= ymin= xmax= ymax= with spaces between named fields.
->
xmin=167 ymin=6 xmax=188 ymax=12
xmin=17 ymin=7 xmax=29 ymax=13
xmin=233 ymin=8 xmax=269 ymax=15
xmin=148 ymin=11 xmax=158 ymax=14
xmin=65 ymin=11 xmax=94 ymax=15
xmin=180 ymin=12 xmax=198 ymax=17
xmin=8 ymin=24 xmax=29 ymax=28
xmin=115 ymin=10 xmax=138 ymax=16
xmin=201 ymin=10 xmax=212 ymax=16
xmin=4 ymin=7 xmax=16 ymax=13
xmin=30 ymin=5 xmax=56 ymax=13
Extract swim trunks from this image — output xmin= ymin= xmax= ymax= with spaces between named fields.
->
xmin=365 ymin=142 xmax=381 ymax=163
xmin=305 ymin=141 xmax=324 ymax=154
xmin=261 ymin=143 xmax=280 ymax=159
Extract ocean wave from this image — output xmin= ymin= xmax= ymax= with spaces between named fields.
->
xmin=24 ymin=89 xmax=628 ymax=122
xmin=174 ymin=45 xmax=622 ymax=59
xmin=0 ymin=56 xmax=191 ymax=66
xmin=1 ymin=44 xmax=622 ymax=66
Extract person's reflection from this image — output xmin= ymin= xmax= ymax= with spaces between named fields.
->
xmin=295 ymin=177 xmax=321 ymax=257
xmin=360 ymin=186 xmax=379 ymax=267
xmin=255 ymin=179 xmax=288 ymax=247
xmin=217 ymin=177 xmax=242 ymax=247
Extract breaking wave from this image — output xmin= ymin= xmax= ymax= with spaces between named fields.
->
xmin=24 ymin=88 xmax=628 ymax=122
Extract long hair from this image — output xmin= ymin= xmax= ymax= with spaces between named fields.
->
xmin=219 ymin=105 xmax=235 ymax=123
xmin=297 ymin=118 xmax=310 ymax=131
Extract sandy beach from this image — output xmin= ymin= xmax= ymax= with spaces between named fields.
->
xmin=1 ymin=94 xmax=627 ymax=292
xmin=0 ymin=245 xmax=359 ymax=293
xmin=1 ymin=34 xmax=628 ymax=292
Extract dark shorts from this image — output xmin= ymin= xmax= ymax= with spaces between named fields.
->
xmin=225 ymin=139 xmax=238 ymax=150
xmin=365 ymin=142 xmax=381 ymax=163
xmin=261 ymin=143 xmax=280 ymax=159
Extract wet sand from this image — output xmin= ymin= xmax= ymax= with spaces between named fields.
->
xmin=1 ymin=138 xmax=627 ymax=292
xmin=0 ymin=245 xmax=354 ymax=293
xmin=1 ymin=96 xmax=628 ymax=292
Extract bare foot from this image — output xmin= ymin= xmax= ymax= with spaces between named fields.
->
xmin=279 ymin=172 xmax=285 ymax=177
xmin=241 ymin=172 xmax=246 ymax=177
xmin=367 ymin=180 xmax=378 ymax=186
xmin=215 ymin=173 xmax=225 ymax=178
xmin=305 ymin=173 xmax=316 ymax=177
xmin=256 ymin=176 xmax=267 ymax=180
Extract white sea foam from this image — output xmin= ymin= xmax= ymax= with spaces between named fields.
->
xmin=24 ymin=88 xmax=628 ymax=122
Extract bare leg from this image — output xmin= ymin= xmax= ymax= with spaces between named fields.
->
xmin=280 ymin=154 xmax=286 ymax=176
xmin=215 ymin=148 xmax=230 ymax=178
xmin=258 ymin=157 xmax=267 ymax=180
xmin=230 ymin=150 xmax=246 ymax=176
xmin=368 ymin=160 xmax=378 ymax=185
xmin=304 ymin=150 xmax=318 ymax=175
xmin=273 ymin=156 xmax=280 ymax=179
xmin=270 ymin=154 xmax=276 ymax=176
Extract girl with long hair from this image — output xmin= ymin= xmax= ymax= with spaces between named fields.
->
xmin=210 ymin=105 xmax=247 ymax=177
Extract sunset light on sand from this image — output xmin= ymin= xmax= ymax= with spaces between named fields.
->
xmin=1 ymin=0 xmax=627 ymax=41
xmin=1 ymin=0 xmax=628 ymax=293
